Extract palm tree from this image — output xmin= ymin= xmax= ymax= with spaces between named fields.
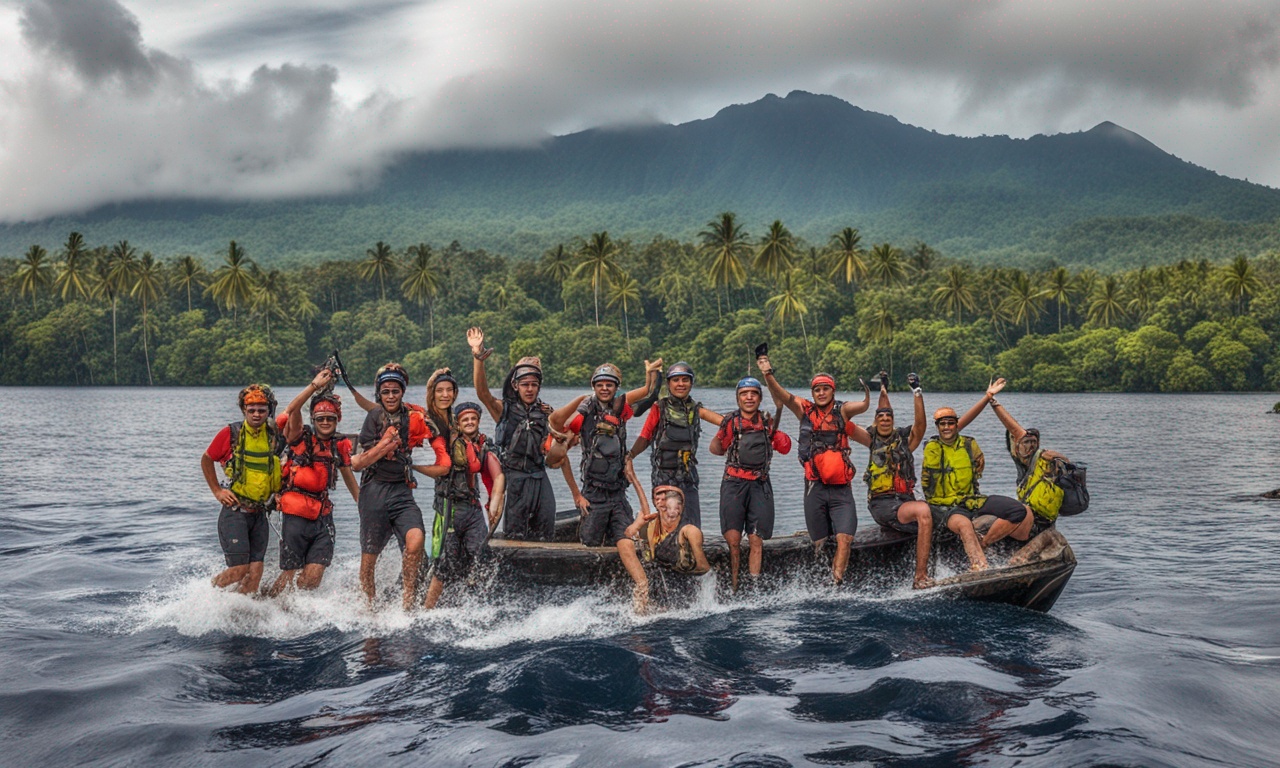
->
xmin=860 ymin=303 xmax=897 ymax=380
xmin=131 ymin=252 xmax=164 ymax=385
xmin=359 ymin=241 xmax=397 ymax=300
xmin=1126 ymin=266 xmax=1156 ymax=321
xmin=754 ymin=220 xmax=796 ymax=279
xmin=1044 ymin=266 xmax=1072 ymax=332
xmin=1221 ymin=255 xmax=1263 ymax=315
xmin=539 ymin=243 xmax=574 ymax=311
xmin=826 ymin=227 xmax=866 ymax=298
xmin=606 ymin=272 xmax=641 ymax=351
xmin=251 ymin=269 xmax=287 ymax=344
xmin=1087 ymin=276 xmax=1127 ymax=328
xmin=170 ymin=255 xmax=206 ymax=312
xmin=93 ymin=241 xmax=138 ymax=384
xmin=932 ymin=264 xmax=975 ymax=323
xmin=1002 ymin=270 xmax=1049 ymax=335
xmin=401 ymin=244 xmax=442 ymax=343
xmin=205 ymin=241 xmax=257 ymax=321
xmin=698 ymin=212 xmax=750 ymax=317
xmin=574 ymin=231 xmax=623 ymax=326
xmin=866 ymin=243 xmax=908 ymax=287
xmin=15 ymin=245 xmax=54 ymax=309
xmin=766 ymin=272 xmax=811 ymax=358
xmin=1072 ymin=269 xmax=1099 ymax=325
xmin=54 ymin=232 xmax=93 ymax=302
xmin=907 ymin=241 xmax=937 ymax=274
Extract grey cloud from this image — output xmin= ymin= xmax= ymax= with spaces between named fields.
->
xmin=178 ymin=1 xmax=419 ymax=61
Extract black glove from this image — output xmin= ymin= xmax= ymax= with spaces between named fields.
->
xmin=907 ymin=372 xmax=921 ymax=391
xmin=754 ymin=343 xmax=769 ymax=357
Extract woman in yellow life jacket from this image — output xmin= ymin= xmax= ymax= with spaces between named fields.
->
xmin=984 ymin=378 xmax=1070 ymax=545
xmin=919 ymin=380 xmax=1031 ymax=571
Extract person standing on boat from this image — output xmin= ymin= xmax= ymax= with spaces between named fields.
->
xmin=422 ymin=401 xmax=505 ymax=609
xmin=920 ymin=382 xmax=1030 ymax=571
xmin=264 ymin=369 xmax=360 ymax=596
xmin=708 ymin=377 xmax=792 ymax=591
xmin=626 ymin=362 xmax=724 ymax=528
xmin=466 ymin=327 xmax=558 ymax=541
xmin=202 ymin=384 xmax=287 ymax=595
xmin=983 ymin=378 xmax=1074 ymax=554
xmin=848 ymin=370 xmax=934 ymax=589
xmin=624 ymin=484 xmax=712 ymax=610
xmin=350 ymin=364 xmax=432 ymax=610
xmin=756 ymin=354 xmax=870 ymax=583
xmin=549 ymin=360 xmax=663 ymax=554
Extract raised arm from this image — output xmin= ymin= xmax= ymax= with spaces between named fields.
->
xmin=756 ymin=354 xmax=803 ymax=418
xmin=958 ymin=378 xmax=1005 ymax=431
xmin=467 ymin=327 xmax=503 ymax=422
xmin=625 ymin=358 xmax=664 ymax=405
xmin=549 ymin=395 xmax=588 ymax=432
xmin=985 ymin=378 xmax=1025 ymax=441
xmin=284 ymin=369 xmax=333 ymax=442
xmin=908 ymin=373 xmax=927 ymax=450
xmin=841 ymin=375 xmax=872 ymax=420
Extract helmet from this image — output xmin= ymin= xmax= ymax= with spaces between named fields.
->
xmin=933 ymin=406 xmax=958 ymax=422
xmin=238 ymin=384 xmax=277 ymax=415
xmin=591 ymin=363 xmax=621 ymax=386
xmin=453 ymin=401 xmax=482 ymax=418
xmin=652 ymin=484 xmax=686 ymax=504
xmin=736 ymin=377 xmax=763 ymax=393
xmin=375 ymin=363 xmax=408 ymax=391
xmin=512 ymin=356 xmax=543 ymax=383
xmin=666 ymin=362 xmax=695 ymax=382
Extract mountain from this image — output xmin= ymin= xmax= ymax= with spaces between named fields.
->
xmin=4 ymin=91 xmax=1279 ymax=267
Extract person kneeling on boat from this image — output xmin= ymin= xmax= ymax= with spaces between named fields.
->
xmin=708 ymin=377 xmax=792 ymax=591
xmin=202 ymin=384 xmax=287 ymax=595
xmin=266 ymin=369 xmax=360 ymax=596
xmin=921 ymin=383 xmax=1029 ymax=572
xmin=423 ymin=401 xmax=505 ymax=609
xmin=624 ymin=485 xmax=712 ymax=610
xmin=850 ymin=370 xmax=934 ymax=589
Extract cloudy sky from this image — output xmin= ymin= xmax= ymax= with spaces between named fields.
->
xmin=2 ymin=0 xmax=1279 ymax=222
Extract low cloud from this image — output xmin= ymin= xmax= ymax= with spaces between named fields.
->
xmin=2 ymin=0 xmax=1279 ymax=222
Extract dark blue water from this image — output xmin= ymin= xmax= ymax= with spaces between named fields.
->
xmin=2 ymin=387 xmax=1278 ymax=767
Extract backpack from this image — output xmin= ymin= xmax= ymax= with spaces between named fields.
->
xmin=1055 ymin=461 xmax=1090 ymax=516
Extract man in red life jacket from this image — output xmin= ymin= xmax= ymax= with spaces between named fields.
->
xmin=422 ymin=401 xmax=506 ymax=609
xmin=709 ymin=377 xmax=792 ymax=591
xmin=756 ymin=354 xmax=870 ymax=583
xmin=264 ymin=369 xmax=360 ymax=596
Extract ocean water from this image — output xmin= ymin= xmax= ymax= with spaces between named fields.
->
xmin=1 ymin=386 xmax=1278 ymax=767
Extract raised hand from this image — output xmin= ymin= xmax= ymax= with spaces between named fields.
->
xmin=312 ymin=368 xmax=334 ymax=389
xmin=467 ymin=326 xmax=485 ymax=355
xmin=907 ymin=372 xmax=921 ymax=392
xmin=756 ymin=355 xmax=773 ymax=376
xmin=645 ymin=358 xmax=664 ymax=375
xmin=986 ymin=377 xmax=1007 ymax=398
xmin=878 ymin=370 xmax=890 ymax=391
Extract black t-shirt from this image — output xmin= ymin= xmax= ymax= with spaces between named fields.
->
xmin=358 ymin=407 xmax=414 ymax=484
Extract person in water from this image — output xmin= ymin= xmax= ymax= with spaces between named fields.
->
xmin=626 ymin=362 xmax=724 ymax=528
xmin=708 ymin=376 xmax=793 ymax=591
xmin=265 ymin=369 xmax=360 ymax=596
xmin=984 ymin=378 xmax=1072 ymax=554
xmin=350 ymin=363 xmax=432 ymax=610
xmin=848 ymin=370 xmax=934 ymax=589
xmin=756 ymin=354 xmax=870 ymax=583
xmin=624 ymin=484 xmax=712 ymax=611
xmin=422 ymin=401 xmax=506 ymax=609
xmin=466 ymin=327 xmax=557 ymax=540
xmin=202 ymin=384 xmax=287 ymax=594
xmin=920 ymin=381 xmax=1029 ymax=571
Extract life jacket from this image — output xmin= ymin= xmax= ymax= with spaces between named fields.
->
xmin=279 ymin=427 xmax=348 ymax=520
xmin=651 ymin=396 xmax=701 ymax=475
xmin=494 ymin=372 xmax=549 ymax=473
xmin=643 ymin=519 xmax=696 ymax=572
xmin=865 ymin=426 xmax=917 ymax=498
xmin=724 ymin=410 xmax=775 ymax=478
xmin=224 ymin=420 xmax=285 ymax=504
xmin=798 ymin=400 xmax=855 ymax=485
xmin=362 ymin=406 xmax=416 ymax=487
xmin=921 ymin=434 xmax=982 ymax=506
xmin=1015 ymin=448 xmax=1066 ymax=522
xmin=436 ymin=431 xmax=489 ymax=505
xmin=579 ymin=397 xmax=628 ymax=491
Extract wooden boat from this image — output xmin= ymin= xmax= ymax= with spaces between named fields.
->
xmin=486 ymin=512 xmax=1075 ymax=612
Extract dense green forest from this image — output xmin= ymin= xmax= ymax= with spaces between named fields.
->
xmin=4 ymin=215 xmax=1279 ymax=393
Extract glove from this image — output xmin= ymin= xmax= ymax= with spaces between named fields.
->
xmin=907 ymin=372 xmax=921 ymax=394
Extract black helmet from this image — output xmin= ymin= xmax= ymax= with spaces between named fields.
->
xmin=666 ymin=361 xmax=695 ymax=382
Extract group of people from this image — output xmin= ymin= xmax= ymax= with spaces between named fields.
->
xmin=201 ymin=326 xmax=1077 ymax=612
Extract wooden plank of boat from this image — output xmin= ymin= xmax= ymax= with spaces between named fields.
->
xmin=925 ymin=529 xmax=1077 ymax=612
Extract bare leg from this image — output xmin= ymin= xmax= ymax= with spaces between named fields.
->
xmin=747 ymin=534 xmax=764 ymax=576
xmin=832 ymin=533 xmax=854 ymax=583
xmin=359 ymin=553 xmax=379 ymax=605
xmin=213 ymin=565 xmax=248 ymax=588
xmin=682 ymin=526 xmax=711 ymax=574
xmin=948 ymin=515 xmax=988 ymax=571
xmin=297 ymin=564 xmax=325 ymax=590
xmin=401 ymin=529 xmax=425 ymax=611
xmin=265 ymin=569 xmax=297 ymax=597
xmin=899 ymin=501 xmax=934 ymax=588
xmin=422 ymin=576 xmax=445 ymax=610
xmin=237 ymin=562 xmax=264 ymax=595
xmin=616 ymin=538 xmax=649 ymax=614
xmin=724 ymin=529 xmax=743 ymax=591
xmin=981 ymin=507 xmax=1035 ymax=548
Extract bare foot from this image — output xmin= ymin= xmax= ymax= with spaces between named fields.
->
xmin=970 ymin=560 xmax=989 ymax=572
xmin=632 ymin=584 xmax=651 ymax=615
xmin=913 ymin=576 xmax=934 ymax=590
xmin=1008 ymin=553 xmax=1028 ymax=567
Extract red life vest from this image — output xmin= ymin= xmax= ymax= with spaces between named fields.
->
xmin=279 ymin=428 xmax=350 ymax=520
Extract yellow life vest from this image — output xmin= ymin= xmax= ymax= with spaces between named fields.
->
xmin=229 ymin=421 xmax=282 ymax=503
xmin=921 ymin=434 xmax=983 ymax=506
xmin=1017 ymin=450 xmax=1064 ymax=522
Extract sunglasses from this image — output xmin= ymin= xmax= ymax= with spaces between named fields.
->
xmin=313 ymin=415 xmax=338 ymax=423
xmin=245 ymin=407 xmax=269 ymax=414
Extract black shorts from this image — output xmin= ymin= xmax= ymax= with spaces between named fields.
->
xmin=803 ymin=481 xmax=857 ymax=541
xmin=652 ymin=470 xmax=702 ymax=529
xmin=358 ymin=480 xmax=425 ymax=556
xmin=973 ymin=494 xmax=1029 ymax=524
xmin=279 ymin=513 xmax=335 ymax=570
xmin=929 ymin=503 xmax=971 ymax=529
xmin=218 ymin=505 xmax=269 ymax=567
xmin=502 ymin=470 xmax=556 ymax=541
xmin=579 ymin=486 xmax=634 ymax=546
xmin=868 ymin=494 xmax=919 ymax=533
xmin=719 ymin=476 xmax=774 ymax=539
xmin=436 ymin=503 xmax=488 ymax=583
